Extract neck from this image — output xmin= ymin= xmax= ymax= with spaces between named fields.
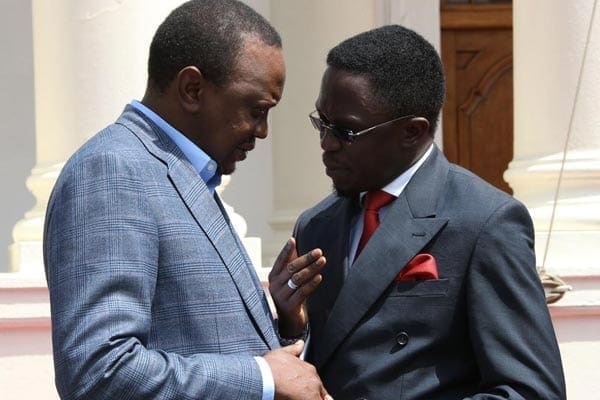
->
xmin=141 ymin=88 xmax=190 ymax=140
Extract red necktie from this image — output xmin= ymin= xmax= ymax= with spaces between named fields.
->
xmin=355 ymin=190 xmax=396 ymax=258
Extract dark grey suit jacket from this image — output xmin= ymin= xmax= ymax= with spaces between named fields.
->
xmin=44 ymin=106 xmax=279 ymax=399
xmin=296 ymin=146 xmax=565 ymax=400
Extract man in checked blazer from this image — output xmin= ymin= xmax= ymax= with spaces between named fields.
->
xmin=269 ymin=26 xmax=566 ymax=399
xmin=43 ymin=1 xmax=330 ymax=399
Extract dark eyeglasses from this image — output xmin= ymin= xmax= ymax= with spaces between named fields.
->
xmin=309 ymin=110 xmax=416 ymax=143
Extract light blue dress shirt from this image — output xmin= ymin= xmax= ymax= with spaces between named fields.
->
xmin=130 ymin=100 xmax=275 ymax=400
xmin=131 ymin=100 xmax=221 ymax=193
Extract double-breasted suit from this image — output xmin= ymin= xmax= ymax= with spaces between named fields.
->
xmin=44 ymin=106 xmax=278 ymax=399
xmin=296 ymin=146 xmax=565 ymax=399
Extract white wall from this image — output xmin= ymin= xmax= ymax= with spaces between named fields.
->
xmin=0 ymin=0 xmax=36 ymax=272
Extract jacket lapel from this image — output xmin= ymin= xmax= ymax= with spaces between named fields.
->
xmin=116 ymin=106 xmax=279 ymax=349
xmin=213 ymin=193 xmax=280 ymax=348
xmin=304 ymin=197 xmax=357 ymax=335
xmin=311 ymin=146 xmax=450 ymax=369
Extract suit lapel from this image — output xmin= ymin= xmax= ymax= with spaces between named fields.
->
xmin=305 ymin=197 xmax=357 ymax=334
xmin=116 ymin=106 xmax=279 ymax=349
xmin=213 ymin=193 xmax=279 ymax=348
xmin=312 ymin=146 xmax=450 ymax=369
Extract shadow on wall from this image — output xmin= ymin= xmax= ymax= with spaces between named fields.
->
xmin=0 ymin=0 xmax=36 ymax=272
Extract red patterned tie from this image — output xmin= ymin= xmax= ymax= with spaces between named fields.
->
xmin=355 ymin=190 xmax=396 ymax=258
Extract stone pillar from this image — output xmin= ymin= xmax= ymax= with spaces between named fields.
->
xmin=9 ymin=0 xmax=188 ymax=274
xmin=505 ymin=0 xmax=600 ymax=277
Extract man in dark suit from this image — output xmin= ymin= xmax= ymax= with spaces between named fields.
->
xmin=269 ymin=25 xmax=566 ymax=399
xmin=43 ymin=1 xmax=330 ymax=399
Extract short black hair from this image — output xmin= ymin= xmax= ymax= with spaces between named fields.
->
xmin=327 ymin=25 xmax=445 ymax=133
xmin=148 ymin=0 xmax=281 ymax=92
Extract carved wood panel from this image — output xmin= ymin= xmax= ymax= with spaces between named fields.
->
xmin=441 ymin=3 xmax=513 ymax=194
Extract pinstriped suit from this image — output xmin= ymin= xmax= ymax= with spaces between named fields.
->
xmin=44 ymin=106 xmax=279 ymax=399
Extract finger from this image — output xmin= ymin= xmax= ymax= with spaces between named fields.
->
xmin=286 ymin=248 xmax=323 ymax=277
xmin=289 ymin=273 xmax=323 ymax=303
xmin=271 ymin=238 xmax=296 ymax=275
xmin=288 ymin=255 xmax=326 ymax=290
xmin=280 ymin=339 xmax=304 ymax=357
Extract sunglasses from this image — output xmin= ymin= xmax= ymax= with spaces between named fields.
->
xmin=309 ymin=110 xmax=416 ymax=143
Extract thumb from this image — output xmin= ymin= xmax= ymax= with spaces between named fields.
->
xmin=280 ymin=339 xmax=304 ymax=357
xmin=272 ymin=238 xmax=297 ymax=273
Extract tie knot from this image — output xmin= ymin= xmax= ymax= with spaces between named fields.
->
xmin=364 ymin=190 xmax=396 ymax=212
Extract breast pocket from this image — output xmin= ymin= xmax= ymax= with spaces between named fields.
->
xmin=389 ymin=278 xmax=450 ymax=297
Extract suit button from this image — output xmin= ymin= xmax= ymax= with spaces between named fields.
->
xmin=395 ymin=331 xmax=409 ymax=346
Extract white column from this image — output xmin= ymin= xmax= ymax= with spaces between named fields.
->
xmin=10 ymin=0 xmax=188 ymax=274
xmin=505 ymin=0 xmax=600 ymax=277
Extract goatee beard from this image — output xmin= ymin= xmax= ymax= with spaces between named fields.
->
xmin=332 ymin=184 xmax=358 ymax=199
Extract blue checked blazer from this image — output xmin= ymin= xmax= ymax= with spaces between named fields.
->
xmin=43 ymin=106 xmax=280 ymax=399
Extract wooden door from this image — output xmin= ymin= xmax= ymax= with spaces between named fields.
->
xmin=441 ymin=1 xmax=513 ymax=194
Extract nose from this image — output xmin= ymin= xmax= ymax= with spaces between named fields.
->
xmin=320 ymin=129 xmax=342 ymax=152
xmin=254 ymin=119 xmax=268 ymax=139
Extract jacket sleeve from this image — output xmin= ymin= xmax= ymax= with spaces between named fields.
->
xmin=43 ymin=151 xmax=264 ymax=400
xmin=465 ymin=199 xmax=566 ymax=400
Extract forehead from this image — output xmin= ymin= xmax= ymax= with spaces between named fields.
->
xmin=316 ymin=67 xmax=380 ymax=119
xmin=226 ymin=36 xmax=285 ymax=99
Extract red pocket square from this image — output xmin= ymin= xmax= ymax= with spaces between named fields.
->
xmin=397 ymin=254 xmax=439 ymax=281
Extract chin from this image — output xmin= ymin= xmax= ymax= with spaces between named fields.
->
xmin=332 ymin=184 xmax=359 ymax=199
xmin=218 ymin=164 xmax=236 ymax=175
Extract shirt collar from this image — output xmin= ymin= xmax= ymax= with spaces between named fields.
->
xmin=131 ymin=100 xmax=221 ymax=193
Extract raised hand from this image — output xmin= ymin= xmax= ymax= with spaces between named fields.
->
xmin=268 ymin=238 xmax=326 ymax=337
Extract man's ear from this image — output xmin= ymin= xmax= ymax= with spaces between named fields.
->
xmin=175 ymin=66 xmax=205 ymax=113
xmin=402 ymin=117 xmax=430 ymax=147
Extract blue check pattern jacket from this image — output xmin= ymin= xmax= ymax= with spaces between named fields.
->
xmin=44 ymin=106 xmax=280 ymax=399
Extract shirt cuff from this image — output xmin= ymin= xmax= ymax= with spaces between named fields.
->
xmin=254 ymin=356 xmax=275 ymax=400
